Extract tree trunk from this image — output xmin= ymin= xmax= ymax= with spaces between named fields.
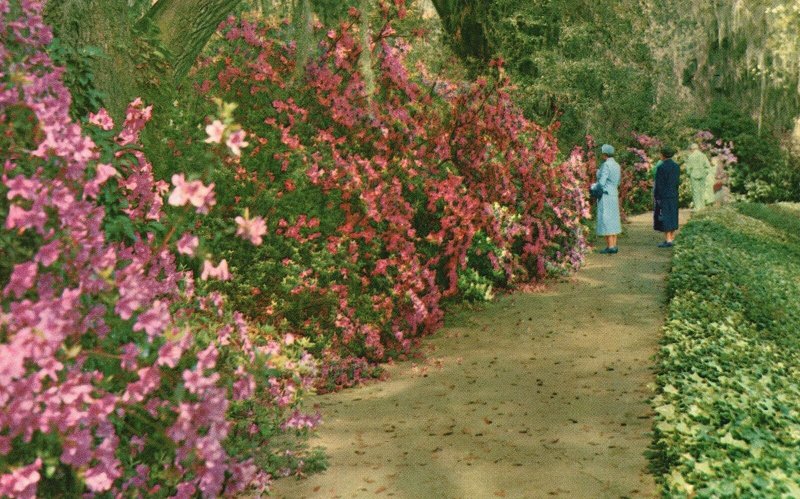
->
xmin=358 ymin=0 xmax=375 ymax=98
xmin=45 ymin=0 xmax=148 ymax=118
xmin=146 ymin=0 xmax=244 ymax=83
xmin=431 ymin=0 xmax=492 ymax=64
xmin=45 ymin=0 xmax=243 ymax=118
xmin=292 ymin=0 xmax=314 ymax=80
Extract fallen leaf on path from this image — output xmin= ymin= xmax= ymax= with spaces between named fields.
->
xmin=494 ymin=491 xmax=507 ymax=497
xmin=375 ymin=486 xmax=387 ymax=494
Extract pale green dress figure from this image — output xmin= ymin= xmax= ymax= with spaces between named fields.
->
xmin=704 ymin=159 xmax=717 ymax=205
xmin=685 ymin=144 xmax=713 ymax=210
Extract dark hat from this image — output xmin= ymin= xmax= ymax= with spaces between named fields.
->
xmin=661 ymin=146 xmax=676 ymax=158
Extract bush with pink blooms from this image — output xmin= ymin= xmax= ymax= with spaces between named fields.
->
xmin=174 ymin=4 xmax=593 ymax=375
xmin=2 ymin=0 xmax=599 ymax=494
xmin=0 ymin=2 xmax=320 ymax=496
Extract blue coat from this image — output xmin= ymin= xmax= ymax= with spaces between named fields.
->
xmin=595 ymin=158 xmax=621 ymax=236
xmin=653 ymin=158 xmax=680 ymax=232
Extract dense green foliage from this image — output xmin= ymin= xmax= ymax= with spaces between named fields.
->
xmin=653 ymin=204 xmax=800 ymax=497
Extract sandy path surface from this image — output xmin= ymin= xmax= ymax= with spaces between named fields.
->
xmin=271 ymin=212 xmax=673 ymax=498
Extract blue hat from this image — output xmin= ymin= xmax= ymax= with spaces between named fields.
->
xmin=601 ymin=144 xmax=615 ymax=155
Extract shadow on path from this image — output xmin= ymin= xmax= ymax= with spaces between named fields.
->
xmin=271 ymin=212 xmax=675 ymax=498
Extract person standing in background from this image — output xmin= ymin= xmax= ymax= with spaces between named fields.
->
xmin=593 ymin=144 xmax=622 ymax=254
xmin=685 ymin=143 xmax=713 ymax=211
xmin=653 ymin=146 xmax=680 ymax=248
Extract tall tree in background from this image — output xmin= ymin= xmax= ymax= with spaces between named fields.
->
xmin=431 ymin=0 xmax=662 ymax=146
xmin=45 ymin=0 xmax=243 ymax=117
xmin=431 ymin=0 xmax=491 ymax=63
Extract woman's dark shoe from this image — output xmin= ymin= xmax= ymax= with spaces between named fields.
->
xmin=598 ymin=247 xmax=618 ymax=254
xmin=657 ymin=241 xmax=674 ymax=248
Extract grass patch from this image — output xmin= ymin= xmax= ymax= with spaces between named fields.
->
xmin=652 ymin=204 xmax=800 ymax=497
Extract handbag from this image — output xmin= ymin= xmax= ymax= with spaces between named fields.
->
xmin=655 ymin=199 xmax=664 ymax=221
xmin=590 ymin=183 xmax=604 ymax=200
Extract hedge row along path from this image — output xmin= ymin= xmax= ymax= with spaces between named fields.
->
xmin=273 ymin=212 xmax=672 ymax=498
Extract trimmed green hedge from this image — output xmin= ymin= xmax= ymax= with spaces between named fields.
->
xmin=653 ymin=204 xmax=800 ymax=497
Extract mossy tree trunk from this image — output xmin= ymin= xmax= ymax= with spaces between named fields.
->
xmin=430 ymin=0 xmax=492 ymax=64
xmin=45 ymin=0 xmax=145 ymax=118
xmin=45 ymin=0 xmax=242 ymax=118
xmin=146 ymin=0 xmax=244 ymax=83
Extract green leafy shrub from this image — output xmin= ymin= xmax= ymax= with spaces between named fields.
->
xmin=653 ymin=204 xmax=800 ymax=497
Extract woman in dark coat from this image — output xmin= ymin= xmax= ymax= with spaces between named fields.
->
xmin=653 ymin=146 xmax=680 ymax=247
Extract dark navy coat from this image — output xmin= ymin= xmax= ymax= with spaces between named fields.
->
xmin=653 ymin=158 xmax=680 ymax=232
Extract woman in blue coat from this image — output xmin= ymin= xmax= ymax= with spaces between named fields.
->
xmin=592 ymin=144 xmax=622 ymax=254
xmin=653 ymin=146 xmax=680 ymax=247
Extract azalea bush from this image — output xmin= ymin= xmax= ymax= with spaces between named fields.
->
xmin=172 ymin=3 xmax=593 ymax=369
xmin=0 ymin=2 xmax=319 ymax=496
xmin=619 ymin=132 xmax=662 ymax=217
xmin=652 ymin=204 xmax=800 ymax=497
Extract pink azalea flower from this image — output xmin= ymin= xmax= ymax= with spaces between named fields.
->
xmin=83 ymin=465 xmax=115 ymax=492
xmin=176 ymin=233 xmax=199 ymax=256
xmin=83 ymin=163 xmax=118 ymax=199
xmin=232 ymin=366 xmax=255 ymax=400
xmin=226 ymin=129 xmax=249 ymax=156
xmin=34 ymin=241 xmax=61 ymax=267
xmin=120 ymin=343 xmax=140 ymax=371
xmin=0 ymin=458 xmax=41 ymax=498
xmin=197 ymin=343 xmax=219 ymax=371
xmin=60 ymin=429 xmax=93 ymax=467
xmin=168 ymin=174 xmax=216 ymax=214
xmin=204 ymin=120 xmax=225 ymax=144
xmin=5 ymin=204 xmax=47 ymax=233
xmin=182 ymin=369 xmax=220 ymax=394
xmin=122 ymin=366 xmax=161 ymax=403
xmin=133 ymin=300 xmax=170 ymax=340
xmin=88 ymin=108 xmax=114 ymax=130
xmin=200 ymin=259 xmax=231 ymax=281
xmin=4 ymin=261 xmax=37 ymax=298
xmin=234 ymin=213 xmax=267 ymax=245
xmin=157 ymin=332 xmax=190 ymax=368
xmin=5 ymin=175 xmax=39 ymax=200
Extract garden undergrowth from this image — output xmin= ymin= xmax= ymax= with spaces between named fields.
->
xmin=652 ymin=203 xmax=800 ymax=497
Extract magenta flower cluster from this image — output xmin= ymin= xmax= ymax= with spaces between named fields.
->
xmin=0 ymin=2 xmax=317 ymax=496
xmin=192 ymin=7 xmax=594 ymax=376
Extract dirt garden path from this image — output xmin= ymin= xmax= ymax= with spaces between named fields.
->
xmin=272 ymin=212 xmax=674 ymax=498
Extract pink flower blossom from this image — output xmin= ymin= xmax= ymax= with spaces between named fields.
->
xmin=121 ymin=343 xmax=140 ymax=371
xmin=182 ymin=369 xmax=220 ymax=394
xmin=226 ymin=129 xmax=249 ymax=156
xmin=157 ymin=332 xmax=190 ymax=368
xmin=88 ymin=108 xmax=114 ymax=130
xmin=0 ymin=458 xmax=41 ymax=499
xmin=83 ymin=465 xmax=115 ymax=492
xmin=60 ymin=429 xmax=93 ymax=467
xmin=83 ymin=163 xmax=117 ymax=199
xmin=133 ymin=300 xmax=171 ymax=340
xmin=122 ymin=366 xmax=161 ymax=403
xmin=176 ymin=233 xmax=199 ymax=256
xmin=232 ymin=366 xmax=255 ymax=400
xmin=4 ymin=261 xmax=37 ymax=298
xmin=168 ymin=174 xmax=216 ymax=214
xmin=34 ymin=240 xmax=61 ymax=266
xmin=200 ymin=259 xmax=231 ymax=281
xmin=234 ymin=213 xmax=267 ymax=245
xmin=205 ymin=120 xmax=225 ymax=144
xmin=5 ymin=204 xmax=47 ymax=233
